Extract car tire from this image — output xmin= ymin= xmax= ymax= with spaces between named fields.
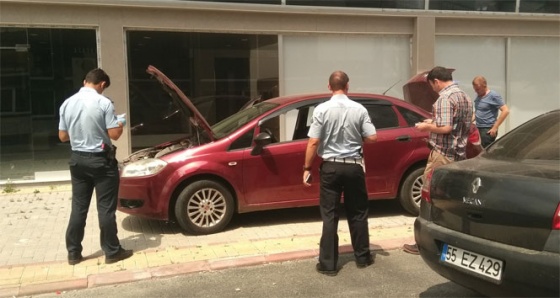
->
xmin=175 ymin=180 xmax=234 ymax=235
xmin=398 ymin=167 xmax=425 ymax=216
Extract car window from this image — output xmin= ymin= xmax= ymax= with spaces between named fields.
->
xmin=211 ymin=102 xmax=278 ymax=138
xmin=292 ymin=104 xmax=316 ymax=140
xmin=229 ymin=130 xmax=254 ymax=151
xmin=191 ymin=95 xmax=250 ymax=125
xmin=396 ymin=106 xmax=426 ymax=127
xmin=486 ymin=110 xmax=559 ymax=160
xmin=259 ymin=103 xmax=319 ymax=143
xmin=363 ymin=104 xmax=399 ymax=129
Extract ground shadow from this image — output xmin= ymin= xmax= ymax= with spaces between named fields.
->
xmin=120 ymin=216 xmax=182 ymax=234
xmin=228 ymin=198 xmax=412 ymax=231
xmin=419 ymin=282 xmax=483 ymax=297
xmin=116 ymin=216 xmax=184 ymax=252
xmin=337 ymin=247 xmax=394 ymax=269
xmin=117 ymin=198 xmax=413 ymax=237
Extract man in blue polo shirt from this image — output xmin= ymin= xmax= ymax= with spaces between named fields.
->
xmin=472 ymin=76 xmax=510 ymax=148
xmin=59 ymin=68 xmax=132 ymax=265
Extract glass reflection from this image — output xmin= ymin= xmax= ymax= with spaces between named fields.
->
xmin=0 ymin=28 xmax=97 ymax=181
xmin=126 ymin=31 xmax=279 ymax=150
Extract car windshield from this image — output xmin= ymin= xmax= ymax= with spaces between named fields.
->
xmin=485 ymin=110 xmax=560 ymax=161
xmin=211 ymin=102 xmax=278 ymax=138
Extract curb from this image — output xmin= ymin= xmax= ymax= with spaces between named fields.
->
xmin=0 ymin=236 xmax=413 ymax=297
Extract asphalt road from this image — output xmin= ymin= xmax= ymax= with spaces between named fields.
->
xmin=37 ymin=250 xmax=482 ymax=298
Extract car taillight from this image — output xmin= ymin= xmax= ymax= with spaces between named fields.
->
xmin=421 ymin=169 xmax=433 ymax=203
xmin=552 ymin=203 xmax=560 ymax=230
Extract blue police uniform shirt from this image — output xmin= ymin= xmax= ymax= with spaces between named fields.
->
xmin=307 ymin=94 xmax=376 ymax=159
xmin=474 ymin=90 xmax=505 ymax=128
xmin=58 ymin=87 xmax=119 ymax=152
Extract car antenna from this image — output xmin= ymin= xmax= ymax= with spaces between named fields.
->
xmin=382 ymin=79 xmax=401 ymax=95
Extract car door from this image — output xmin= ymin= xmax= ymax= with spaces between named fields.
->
xmin=357 ymin=99 xmax=419 ymax=198
xmin=241 ymin=101 xmax=325 ymax=209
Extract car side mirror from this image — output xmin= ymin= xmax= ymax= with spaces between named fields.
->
xmin=251 ymin=132 xmax=272 ymax=155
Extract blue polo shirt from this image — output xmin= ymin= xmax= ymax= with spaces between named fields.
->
xmin=474 ymin=90 xmax=505 ymax=128
xmin=58 ymin=87 xmax=119 ymax=152
xmin=307 ymin=94 xmax=376 ymax=159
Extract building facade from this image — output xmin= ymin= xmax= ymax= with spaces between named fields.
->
xmin=1 ymin=0 xmax=559 ymax=182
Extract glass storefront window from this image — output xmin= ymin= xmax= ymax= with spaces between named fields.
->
xmin=0 ymin=27 xmax=97 ymax=182
xmin=520 ymin=0 xmax=560 ymax=14
xmin=177 ymin=0 xmax=560 ymax=13
xmin=185 ymin=0 xmax=281 ymax=3
xmin=286 ymin=0 xmax=425 ymax=9
xmin=126 ymin=31 xmax=279 ymax=150
xmin=429 ymin=0 xmax=516 ymax=12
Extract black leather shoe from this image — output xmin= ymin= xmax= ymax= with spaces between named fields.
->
xmin=356 ymin=256 xmax=374 ymax=268
xmin=68 ymin=253 xmax=83 ymax=265
xmin=105 ymin=248 xmax=133 ymax=264
xmin=315 ymin=263 xmax=337 ymax=276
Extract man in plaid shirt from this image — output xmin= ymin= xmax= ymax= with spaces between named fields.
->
xmin=403 ymin=66 xmax=473 ymax=255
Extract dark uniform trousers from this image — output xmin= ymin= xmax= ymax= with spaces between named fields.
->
xmin=318 ymin=161 xmax=371 ymax=271
xmin=66 ymin=152 xmax=121 ymax=256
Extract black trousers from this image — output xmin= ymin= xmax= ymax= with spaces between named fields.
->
xmin=66 ymin=152 xmax=121 ymax=256
xmin=318 ymin=161 xmax=371 ymax=270
xmin=478 ymin=127 xmax=497 ymax=148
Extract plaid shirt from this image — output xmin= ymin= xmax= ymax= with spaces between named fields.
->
xmin=429 ymin=83 xmax=473 ymax=161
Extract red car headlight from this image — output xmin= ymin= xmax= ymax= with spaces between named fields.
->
xmin=121 ymin=158 xmax=167 ymax=177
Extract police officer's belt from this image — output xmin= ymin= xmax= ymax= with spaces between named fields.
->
xmin=325 ymin=157 xmax=363 ymax=165
xmin=72 ymin=151 xmax=107 ymax=157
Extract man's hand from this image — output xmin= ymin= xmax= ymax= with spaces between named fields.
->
xmin=416 ymin=120 xmax=452 ymax=134
xmin=488 ymin=127 xmax=498 ymax=137
xmin=415 ymin=122 xmax=431 ymax=132
xmin=303 ymin=137 xmax=319 ymax=187
xmin=415 ymin=118 xmax=434 ymax=132
xmin=117 ymin=113 xmax=126 ymax=127
xmin=303 ymin=170 xmax=312 ymax=186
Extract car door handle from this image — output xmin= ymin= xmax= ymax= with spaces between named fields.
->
xmin=396 ymin=135 xmax=411 ymax=142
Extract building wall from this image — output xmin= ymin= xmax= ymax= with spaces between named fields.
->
xmin=0 ymin=0 xmax=559 ymax=182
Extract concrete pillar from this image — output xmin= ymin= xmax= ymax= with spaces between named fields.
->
xmin=412 ymin=16 xmax=435 ymax=76
xmin=98 ymin=10 xmax=130 ymax=159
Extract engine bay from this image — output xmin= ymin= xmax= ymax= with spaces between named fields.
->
xmin=120 ymin=137 xmax=195 ymax=165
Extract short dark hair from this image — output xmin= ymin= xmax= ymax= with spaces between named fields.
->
xmin=329 ymin=71 xmax=349 ymax=91
xmin=84 ymin=68 xmax=111 ymax=88
xmin=426 ymin=66 xmax=453 ymax=83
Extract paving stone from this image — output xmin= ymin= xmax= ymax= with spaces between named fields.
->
xmin=0 ymin=185 xmax=415 ymax=296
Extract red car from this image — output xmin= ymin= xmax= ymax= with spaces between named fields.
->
xmin=118 ymin=66 xmax=433 ymax=235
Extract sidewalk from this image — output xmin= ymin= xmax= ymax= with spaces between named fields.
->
xmin=0 ymin=184 xmax=414 ymax=297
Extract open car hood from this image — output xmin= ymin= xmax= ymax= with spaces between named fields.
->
xmin=146 ymin=65 xmax=216 ymax=141
xmin=402 ymin=69 xmax=455 ymax=113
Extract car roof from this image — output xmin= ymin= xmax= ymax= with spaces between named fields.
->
xmin=264 ymin=92 xmax=431 ymax=116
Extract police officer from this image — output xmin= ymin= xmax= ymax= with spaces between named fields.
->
xmin=303 ymin=70 xmax=378 ymax=276
xmin=59 ymin=68 xmax=132 ymax=265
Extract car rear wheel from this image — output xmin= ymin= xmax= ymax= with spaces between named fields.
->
xmin=398 ymin=167 xmax=425 ymax=216
xmin=175 ymin=180 xmax=234 ymax=235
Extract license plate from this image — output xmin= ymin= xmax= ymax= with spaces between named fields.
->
xmin=441 ymin=243 xmax=503 ymax=281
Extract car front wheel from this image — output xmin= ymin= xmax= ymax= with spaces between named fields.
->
xmin=398 ymin=167 xmax=425 ymax=216
xmin=175 ymin=180 xmax=234 ymax=235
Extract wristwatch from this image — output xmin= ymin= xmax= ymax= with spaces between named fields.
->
xmin=303 ymin=166 xmax=311 ymax=171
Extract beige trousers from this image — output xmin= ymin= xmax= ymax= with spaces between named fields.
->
xmin=424 ymin=149 xmax=453 ymax=181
